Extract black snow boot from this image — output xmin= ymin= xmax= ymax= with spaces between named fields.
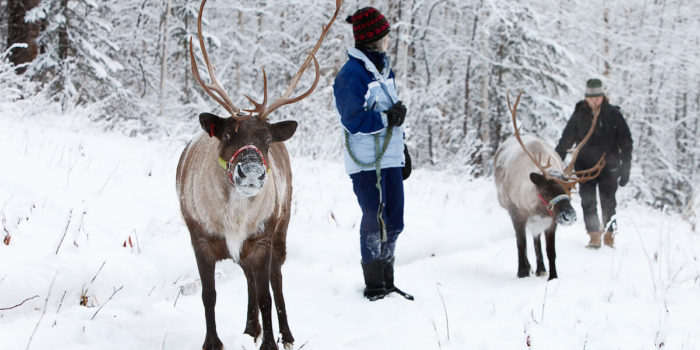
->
xmin=383 ymin=257 xmax=414 ymax=301
xmin=361 ymin=260 xmax=387 ymax=301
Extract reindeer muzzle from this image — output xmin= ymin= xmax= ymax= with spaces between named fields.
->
xmin=219 ymin=145 xmax=269 ymax=197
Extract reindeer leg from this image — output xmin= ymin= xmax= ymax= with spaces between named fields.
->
xmin=241 ymin=237 xmax=277 ymax=350
xmin=194 ymin=250 xmax=223 ymax=350
xmin=271 ymin=246 xmax=294 ymax=348
xmin=242 ymin=264 xmax=261 ymax=342
xmin=510 ymin=215 xmax=530 ymax=278
xmin=545 ymin=228 xmax=558 ymax=280
xmin=533 ymin=234 xmax=547 ymax=276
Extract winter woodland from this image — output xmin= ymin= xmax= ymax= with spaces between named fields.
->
xmin=2 ymin=0 xmax=698 ymax=211
xmin=1 ymin=0 xmax=700 ymax=349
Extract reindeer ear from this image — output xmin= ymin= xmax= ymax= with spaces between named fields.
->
xmin=270 ymin=121 xmax=298 ymax=142
xmin=529 ymin=172 xmax=547 ymax=186
xmin=199 ymin=113 xmax=226 ymax=139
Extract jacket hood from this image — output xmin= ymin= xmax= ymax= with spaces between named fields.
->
xmin=347 ymin=47 xmax=391 ymax=81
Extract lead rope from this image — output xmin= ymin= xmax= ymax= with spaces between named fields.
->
xmin=344 ymin=60 xmax=398 ymax=243
xmin=345 ymin=127 xmax=394 ymax=242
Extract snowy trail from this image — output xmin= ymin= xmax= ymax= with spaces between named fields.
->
xmin=1 ymin=114 xmax=698 ymax=350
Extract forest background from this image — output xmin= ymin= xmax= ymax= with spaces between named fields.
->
xmin=2 ymin=0 xmax=699 ymax=212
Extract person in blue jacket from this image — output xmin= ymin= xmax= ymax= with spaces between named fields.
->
xmin=333 ymin=7 xmax=412 ymax=301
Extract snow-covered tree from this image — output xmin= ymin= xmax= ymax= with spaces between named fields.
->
xmin=1 ymin=0 xmax=697 ymax=211
xmin=27 ymin=0 xmax=124 ymax=112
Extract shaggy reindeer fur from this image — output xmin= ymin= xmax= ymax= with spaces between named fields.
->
xmin=495 ymin=136 xmax=564 ymax=226
xmin=176 ymin=121 xmax=295 ymax=350
xmin=494 ymin=135 xmax=575 ymax=280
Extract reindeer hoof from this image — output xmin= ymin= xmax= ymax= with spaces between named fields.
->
xmin=202 ymin=335 xmax=224 ymax=350
xmin=259 ymin=339 xmax=278 ymax=350
xmin=536 ymin=269 xmax=547 ymax=277
xmin=244 ymin=324 xmax=262 ymax=342
xmin=283 ymin=342 xmax=294 ymax=350
xmin=517 ymin=263 xmax=531 ymax=278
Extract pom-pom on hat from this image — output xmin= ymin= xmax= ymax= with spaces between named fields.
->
xmin=345 ymin=7 xmax=390 ymax=46
xmin=585 ymin=78 xmax=604 ymax=97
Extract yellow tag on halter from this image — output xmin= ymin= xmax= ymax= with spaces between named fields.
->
xmin=218 ymin=157 xmax=228 ymax=170
xmin=220 ymin=156 xmax=270 ymax=175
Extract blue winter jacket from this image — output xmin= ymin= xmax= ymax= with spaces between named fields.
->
xmin=333 ymin=47 xmax=405 ymax=174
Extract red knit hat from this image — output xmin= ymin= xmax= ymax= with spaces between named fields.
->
xmin=345 ymin=7 xmax=390 ymax=46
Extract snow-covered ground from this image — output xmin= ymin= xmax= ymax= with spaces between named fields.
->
xmin=1 ymin=113 xmax=698 ymax=350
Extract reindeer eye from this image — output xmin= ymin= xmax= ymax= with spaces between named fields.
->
xmin=222 ymin=133 xmax=231 ymax=142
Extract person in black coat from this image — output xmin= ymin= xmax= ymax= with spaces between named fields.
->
xmin=555 ymin=79 xmax=633 ymax=248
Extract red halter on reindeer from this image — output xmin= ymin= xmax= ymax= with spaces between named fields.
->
xmin=176 ymin=1 xmax=341 ymax=349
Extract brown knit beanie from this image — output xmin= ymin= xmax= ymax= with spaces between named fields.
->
xmin=345 ymin=7 xmax=390 ymax=46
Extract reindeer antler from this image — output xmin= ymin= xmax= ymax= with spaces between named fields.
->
xmin=562 ymin=106 xmax=606 ymax=180
xmin=189 ymin=0 xmax=243 ymax=120
xmin=190 ymin=0 xmax=342 ymax=122
xmin=507 ymin=92 xmax=606 ymax=195
xmin=508 ymin=92 xmax=553 ymax=175
xmin=249 ymin=0 xmax=343 ymax=120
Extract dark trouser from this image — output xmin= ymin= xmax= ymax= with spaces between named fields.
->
xmin=350 ymin=167 xmax=404 ymax=263
xmin=579 ymin=171 xmax=618 ymax=232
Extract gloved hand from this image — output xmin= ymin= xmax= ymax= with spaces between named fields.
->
xmin=402 ymin=144 xmax=412 ymax=180
xmin=618 ymin=165 xmax=630 ymax=187
xmin=386 ymin=101 xmax=406 ymax=127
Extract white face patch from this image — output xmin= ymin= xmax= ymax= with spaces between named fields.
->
xmin=233 ymin=162 xmax=266 ymax=197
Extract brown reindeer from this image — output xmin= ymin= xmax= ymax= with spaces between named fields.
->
xmin=494 ymin=93 xmax=605 ymax=280
xmin=176 ymin=1 xmax=341 ymax=349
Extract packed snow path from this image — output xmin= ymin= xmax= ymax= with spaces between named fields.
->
xmin=1 ymin=115 xmax=698 ymax=349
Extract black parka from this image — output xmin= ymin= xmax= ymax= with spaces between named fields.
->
xmin=555 ymin=98 xmax=633 ymax=177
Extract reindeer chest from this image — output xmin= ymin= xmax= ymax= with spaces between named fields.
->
xmin=208 ymin=193 xmax=275 ymax=262
xmin=526 ymin=215 xmax=553 ymax=236
xmin=218 ymin=215 xmax=266 ymax=262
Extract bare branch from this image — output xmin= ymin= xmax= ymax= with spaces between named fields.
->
xmin=436 ymin=282 xmax=450 ymax=340
xmin=0 ymin=295 xmax=39 ymax=311
xmin=55 ymin=209 xmax=74 ymax=255
xmin=56 ymin=291 xmax=67 ymax=314
xmin=132 ymin=229 xmax=141 ymax=254
xmin=26 ymin=273 xmax=57 ymax=350
xmin=98 ymin=162 xmax=120 ymax=194
xmin=90 ymin=285 xmax=124 ymax=320
xmin=90 ymin=261 xmax=106 ymax=284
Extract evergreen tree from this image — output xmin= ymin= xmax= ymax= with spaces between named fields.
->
xmin=28 ymin=0 xmax=124 ymax=112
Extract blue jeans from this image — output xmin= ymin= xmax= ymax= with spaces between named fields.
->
xmin=350 ymin=167 xmax=404 ymax=263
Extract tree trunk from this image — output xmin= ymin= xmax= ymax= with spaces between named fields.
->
xmin=463 ymin=0 xmax=483 ymax=136
xmin=7 ymin=0 xmax=43 ymax=73
xmin=58 ymin=0 xmax=69 ymax=60
xmin=159 ymin=0 xmax=171 ymax=117
xmin=603 ymin=6 xmax=610 ymax=76
xmin=183 ymin=13 xmax=189 ymax=103
xmin=396 ymin=0 xmax=410 ymax=99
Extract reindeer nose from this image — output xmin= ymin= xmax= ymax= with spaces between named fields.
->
xmin=231 ymin=150 xmax=267 ymax=197
xmin=236 ymin=161 xmax=265 ymax=179
xmin=557 ymin=208 xmax=577 ymax=226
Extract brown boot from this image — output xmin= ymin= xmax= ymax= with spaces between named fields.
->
xmin=586 ymin=231 xmax=602 ymax=249
xmin=603 ymin=230 xmax=615 ymax=247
